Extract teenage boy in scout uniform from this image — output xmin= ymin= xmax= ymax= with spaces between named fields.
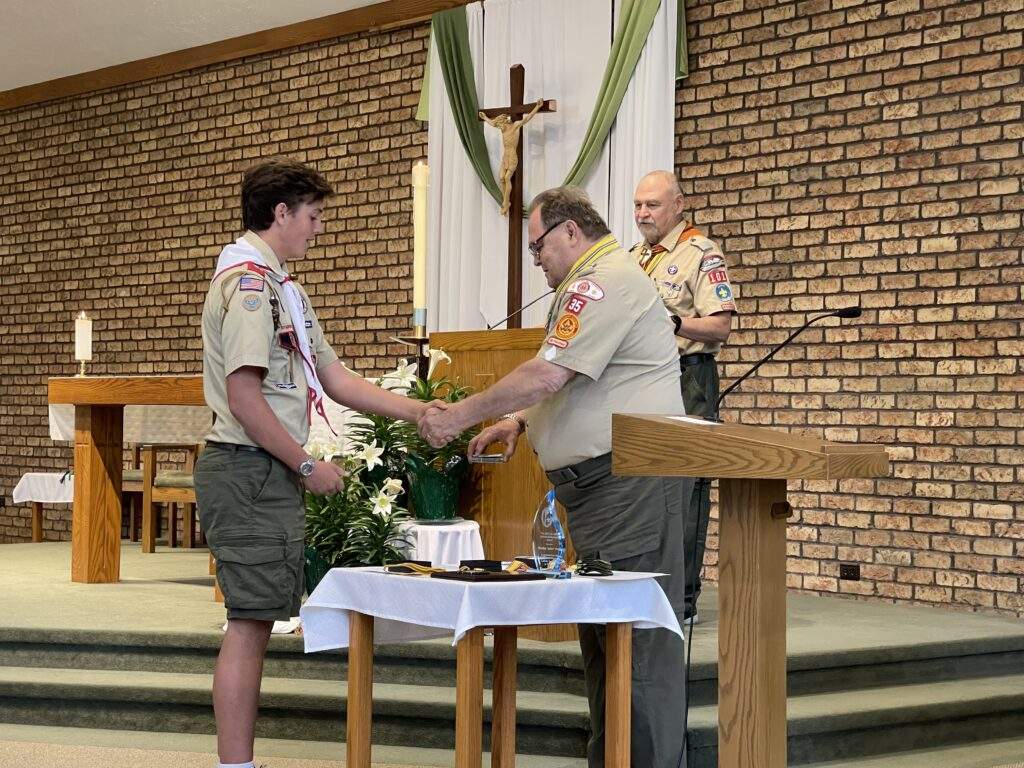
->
xmin=419 ymin=186 xmax=693 ymax=768
xmin=630 ymin=169 xmax=737 ymax=625
xmin=195 ymin=159 xmax=432 ymax=768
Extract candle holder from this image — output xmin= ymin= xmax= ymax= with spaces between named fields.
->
xmin=397 ymin=324 xmax=430 ymax=381
xmin=76 ymin=360 xmax=88 ymax=377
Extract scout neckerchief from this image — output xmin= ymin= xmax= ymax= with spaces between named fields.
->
xmin=545 ymin=234 xmax=619 ymax=329
xmin=639 ymin=223 xmax=702 ymax=276
xmin=212 ymin=236 xmax=335 ymax=435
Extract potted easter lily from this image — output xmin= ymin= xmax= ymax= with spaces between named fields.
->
xmin=302 ymin=439 xmax=411 ymax=594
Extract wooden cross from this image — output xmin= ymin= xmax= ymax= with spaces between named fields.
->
xmin=479 ymin=64 xmax=556 ymax=328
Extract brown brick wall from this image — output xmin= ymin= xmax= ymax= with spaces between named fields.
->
xmin=0 ymin=24 xmax=430 ymax=541
xmin=680 ymin=0 xmax=1023 ymax=614
xmin=1 ymin=1 xmax=1021 ymax=616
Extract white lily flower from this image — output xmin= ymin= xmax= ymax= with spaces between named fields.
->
xmin=320 ymin=437 xmax=348 ymax=464
xmin=304 ymin=439 xmax=325 ymax=461
xmin=371 ymin=490 xmax=393 ymax=516
xmin=382 ymin=477 xmax=404 ymax=497
xmin=355 ymin=441 xmax=384 ymax=472
xmin=426 ymin=346 xmax=451 ymax=378
xmin=380 ymin=360 xmax=418 ymax=391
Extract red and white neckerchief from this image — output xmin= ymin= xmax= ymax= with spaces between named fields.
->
xmin=213 ymin=237 xmax=335 ymax=434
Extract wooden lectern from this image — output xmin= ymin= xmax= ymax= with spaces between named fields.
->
xmin=612 ymin=414 xmax=889 ymax=768
xmin=48 ymin=375 xmax=205 ymax=583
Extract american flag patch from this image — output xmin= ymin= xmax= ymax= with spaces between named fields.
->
xmin=238 ymin=275 xmax=264 ymax=292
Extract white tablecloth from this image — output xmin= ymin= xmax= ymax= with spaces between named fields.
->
xmin=301 ymin=567 xmax=682 ymax=651
xmin=48 ymin=404 xmax=212 ymax=444
xmin=399 ymin=520 xmax=484 ymax=568
xmin=13 ymin=472 xmax=74 ymax=504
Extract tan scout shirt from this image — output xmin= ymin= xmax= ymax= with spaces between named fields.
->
xmin=526 ymin=235 xmax=684 ymax=471
xmin=629 ymin=220 xmax=738 ymax=356
xmin=201 ymin=232 xmax=339 ymax=447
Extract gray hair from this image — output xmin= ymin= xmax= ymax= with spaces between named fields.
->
xmin=528 ymin=186 xmax=611 ymax=241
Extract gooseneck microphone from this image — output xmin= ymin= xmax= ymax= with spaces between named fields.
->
xmin=487 ymin=289 xmax=556 ymax=330
xmin=715 ymin=306 xmax=862 ymax=414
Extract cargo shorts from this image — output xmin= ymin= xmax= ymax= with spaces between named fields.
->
xmin=194 ymin=442 xmax=305 ymax=622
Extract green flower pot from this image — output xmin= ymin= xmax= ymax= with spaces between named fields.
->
xmin=303 ymin=544 xmax=333 ymax=597
xmin=406 ymin=454 xmax=466 ymax=521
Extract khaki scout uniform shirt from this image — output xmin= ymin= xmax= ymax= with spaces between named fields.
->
xmin=201 ymin=231 xmax=338 ymax=447
xmin=628 ymin=220 xmax=738 ymax=356
xmin=526 ymin=235 xmax=684 ymax=471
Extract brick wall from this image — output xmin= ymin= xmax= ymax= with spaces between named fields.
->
xmin=680 ymin=0 xmax=1023 ymax=614
xmin=0 ymin=24 xmax=430 ymax=541
xmin=2 ymin=1 xmax=1021 ymax=616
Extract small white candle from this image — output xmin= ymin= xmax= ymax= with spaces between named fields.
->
xmin=411 ymin=161 xmax=429 ymax=327
xmin=74 ymin=311 xmax=92 ymax=361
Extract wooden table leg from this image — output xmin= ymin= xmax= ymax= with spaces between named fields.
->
xmin=347 ymin=612 xmax=374 ymax=768
xmin=718 ymin=478 xmax=788 ymax=768
xmin=141 ymin=447 xmax=156 ymax=553
xmin=71 ymin=405 xmax=124 ymax=583
xmin=491 ymin=626 xmax=517 ymax=768
xmin=606 ymin=622 xmax=632 ymax=768
xmin=182 ymin=502 xmax=196 ymax=548
xmin=456 ymin=627 xmax=484 ymax=768
xmin=31 ymin=502 xmax=43 ymax=543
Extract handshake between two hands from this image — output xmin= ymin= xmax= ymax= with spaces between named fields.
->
xmin=417 ymin=400 xmax=521 ymax=461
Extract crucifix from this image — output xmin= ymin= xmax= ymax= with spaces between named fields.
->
xmin=478 ymin=64 xmax=556 ymax=328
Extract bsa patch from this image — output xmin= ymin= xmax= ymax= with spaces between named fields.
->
xmin=699 ymin=255 xmax=725 ymax=273
xmin=666 ymin=265 xmax=678 ymax=276
xmin=546 ymin=336 xmax=569 ymax=349
xmin=554 ymin=314 xmax=580 ymax=341
xmin=238 ymin=275 xmax=264 ymax=292
xmin=304 ymin=319 xmax=313 ymax=328
xmin=565 ymin=295 xmax=588 ymax=315
xmin=660 ymin=280 xmax=682 ymax=291
xmin=715 ymin=284 xmax=734 ymax=302
xmin=707 ymin=269 xmax=729 ymax=284
xmin=568 ymin=279 xmax=605 ymax=301
xmin=242 ymin=294 xmax=262 ymax=311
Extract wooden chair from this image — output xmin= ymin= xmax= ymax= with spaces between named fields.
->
xmin=123 ymin=445 xmax=144 ymax=541
xmin=140 ymin=443 xmax=202 ymax=553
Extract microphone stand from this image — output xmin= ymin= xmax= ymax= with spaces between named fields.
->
xmin=714 ymin=308 xmax=861 ymax=416
xmin=487 ymin=290 xmax=556 ymax=330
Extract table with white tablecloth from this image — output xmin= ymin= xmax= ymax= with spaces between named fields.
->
xmin=301 ymin=567 xmax=681 ymax=768
xmin=12 ymin=472 xmax=74 ymax=543
xmin=398 ymin=519 xmax=484 ymax=568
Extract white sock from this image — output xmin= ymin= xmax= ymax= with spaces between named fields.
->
xmin=218 ymin=763 xmax=255 ymax=768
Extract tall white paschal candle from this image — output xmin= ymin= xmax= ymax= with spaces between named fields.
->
xmin=411 ymin=160 xmax=429 ymax=332
xmin=74 ymin=311 xmax=92 ymax=361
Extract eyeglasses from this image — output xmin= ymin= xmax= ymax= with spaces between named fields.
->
xmin=528 ymin=220 xmax=566 ymax=257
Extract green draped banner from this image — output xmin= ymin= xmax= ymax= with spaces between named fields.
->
xmin=429 ymin=0 xmax=668 ymax=210
xmin=431 ymin=7 xmax=502 ymax=204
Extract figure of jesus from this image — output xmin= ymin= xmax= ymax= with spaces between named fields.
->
xmin=479 ymin=100 xmax=544 ymax=216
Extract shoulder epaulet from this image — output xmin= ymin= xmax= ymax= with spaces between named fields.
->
xmin=689 ymin=236 xmax=720 ymax=255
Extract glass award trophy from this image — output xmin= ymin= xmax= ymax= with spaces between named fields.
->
xmin=531 ymin=489 xmax=568 ymax=577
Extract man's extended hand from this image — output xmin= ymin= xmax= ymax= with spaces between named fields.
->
xmin=419 ymin=401 xmax=464 ymax=448
xmin=303 ymin=460 xmax=346 ymax=496
xmin=467 ymin=419 xmax=522 ymax=462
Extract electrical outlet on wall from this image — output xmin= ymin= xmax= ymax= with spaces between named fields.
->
xmin=839 ymin=563 xmax=861 ymax=581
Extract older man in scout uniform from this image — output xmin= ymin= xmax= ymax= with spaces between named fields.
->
xmin=195 ymin=159 xmax=431 ymax=768
xmin=630 ymin=169 xmax=737 ymax=625
xmin=419 ymin=186 xmax=692 ymax=768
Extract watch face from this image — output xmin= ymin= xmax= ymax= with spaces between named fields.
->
xmin=299 ymin=459 xmax=315 ymax=477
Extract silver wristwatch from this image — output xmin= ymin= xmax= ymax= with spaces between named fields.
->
xmin=501 ymin=412 xmax=526 ymax=435
xmin=297 ymin=457 xmax=316 ymax=477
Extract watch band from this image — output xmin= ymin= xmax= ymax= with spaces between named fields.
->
xmin=501 ymin=412 xmax=526 ymax=435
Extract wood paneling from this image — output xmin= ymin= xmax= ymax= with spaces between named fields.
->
xmin=0 ymin=0 xmax=470 ymax=110
xmin=71 ymin=405 xmax=124 ymax=583
xmin=49 ymin=376 xmax=205 ymax=406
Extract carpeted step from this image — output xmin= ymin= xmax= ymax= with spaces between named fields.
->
xmin=685 ymin=672 xmax=1024 ymax=768
xmin=0 ymin=665 xmax=591 ymax=757
xmin=800 ymin=735 xmax=1024 ymax=767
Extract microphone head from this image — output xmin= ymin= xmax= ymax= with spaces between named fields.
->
xmin=834 ymin=306 xmax=862 ymax=319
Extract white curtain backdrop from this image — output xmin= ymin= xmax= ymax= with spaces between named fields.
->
xmin=426 ymin=0 xmax=674 ymax=332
